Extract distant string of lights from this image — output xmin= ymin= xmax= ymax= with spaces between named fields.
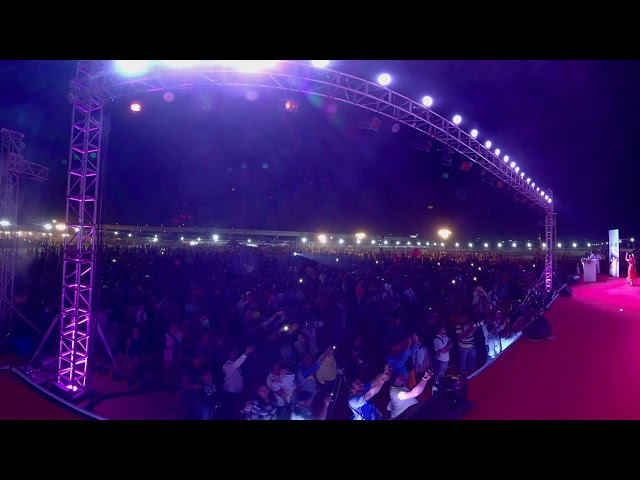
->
xmin=2 ymin=219 xmax=628 ymax=251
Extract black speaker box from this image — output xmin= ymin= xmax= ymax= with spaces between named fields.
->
xmin=401 ymin=396 xmax=460 ymax=420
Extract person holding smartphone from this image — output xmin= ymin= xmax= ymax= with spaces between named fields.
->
xmin=387 ymin=369 xmax=433 ymax=419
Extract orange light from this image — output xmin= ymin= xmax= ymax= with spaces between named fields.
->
xmin=284 ymin=100 xmax=298 ymax=112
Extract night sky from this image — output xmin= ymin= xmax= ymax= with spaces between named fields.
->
xmin=0 ymin=60 xmax=636 ymax=242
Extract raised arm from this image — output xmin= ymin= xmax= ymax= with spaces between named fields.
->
xmin=396 ymin=370 xmax=432 ymax=401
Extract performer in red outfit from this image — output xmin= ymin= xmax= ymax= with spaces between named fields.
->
xmin=626 ymin=252 xmax=638 ymax=286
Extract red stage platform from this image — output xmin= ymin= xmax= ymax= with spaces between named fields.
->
xmin=465 ymin=275 xmax=640 ymax=420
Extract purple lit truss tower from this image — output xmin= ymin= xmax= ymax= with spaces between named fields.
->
xmin=0 ymin=129 xmax=48 ymax=336
xmin=60 ymin=60 xmax=556 ymax=395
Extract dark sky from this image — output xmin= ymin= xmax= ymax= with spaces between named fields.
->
xmin=0 ymin=60 xmax=635 ymax=243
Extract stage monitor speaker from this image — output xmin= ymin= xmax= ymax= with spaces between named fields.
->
xmin=566 ymin=275 xmax=580 ymax=286
xmin=523 ymin=314 xmax=553 ymax=340
xmin=402 ymin=396 xmax=459 ymax=420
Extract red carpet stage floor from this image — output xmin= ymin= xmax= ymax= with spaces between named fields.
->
xmin=0 ymin=367 xmax=87 ymax=420
xmin=465 ymin=275 xmax=640 ymax=420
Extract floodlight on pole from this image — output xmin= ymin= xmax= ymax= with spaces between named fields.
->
xmin=438 ymin=229 xmax=451 ymax=240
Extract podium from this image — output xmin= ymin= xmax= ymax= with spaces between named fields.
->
xmin=583 ymin=260 xmax=597 ymax=282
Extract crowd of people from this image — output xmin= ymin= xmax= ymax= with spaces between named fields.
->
xmin=15 ymin=242 xmax=581 ymax=420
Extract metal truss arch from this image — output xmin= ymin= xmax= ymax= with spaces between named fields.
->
xmin=92 ymin=60 xmax=554 ymax=210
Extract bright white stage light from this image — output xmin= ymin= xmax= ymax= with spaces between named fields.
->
xmin=422 ymin=96 xmax=433 ymax=107
xmin=485 ymin=140 xmax=492 ymax=149
xmin=483 ymin=243 xmax=489 ymax=248
xmin=526 ymin=178 xmax=531 ymax=183
xmin=301 ymin=237 xmax=307 ymax=243
xmin=510 ymin=162 xmax=516 ymax=168
xmin=212 ymin=234 xmax=219 ymax=242
xmin=512 ymin=242 xmax=517 ymax=248
xmin=163 ymin=60 xmax=198 ymax=68
xmin=470 ymin=129 xmax=478 ymax=138
xmin=318 ymin=234 xmax=328 ymax=244
xmin=0 ymin=220 xmax=10 ymax=227
xmin=547 ymin=198 xmax=552 ymax=203
xmin=130 ymin=102 xmax=142 ymax=113
xmin=541 ymin=191 xmax=545 ymax=196
xmin=520 ymin=172 xmax=525 ymax=177
xmin=211 ymin=60 xmax=279 ymax=72
xmin=116 ymin=60 xmax=150 ymax=76
xmin=531 ymin=182 xmax=536 ymax=188
xmin=311 ymin=60 xmax=330 ymax=68
xmin=503 ymin=155 xmax=509 ymax=162
xmin=495 ymin=148 xmax=501 ymax=156
xmin=338 ymin=239 xmax=344 ymax=244
xmin=498 ymin=243 xmax=503 ymax=248
xmin=452 ymin=115 xmax=462 ymax=125
xmin=377 ymin=73 xmax=392 ymax=86
xmin=515 ymin=167 xmax=520 ymax=173
xmin=43 ymin=223 xmax=52 ymax=230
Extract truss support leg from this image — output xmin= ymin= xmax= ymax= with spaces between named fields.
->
xmin=544 ymin=210 xmax=556 ymax=293
xmin=0 ymin=129 xmax=25 ymax=336
xmin=57 ymin=61 xmax=106 ymax=396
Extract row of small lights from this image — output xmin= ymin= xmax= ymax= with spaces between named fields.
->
xmin=114 ymin=60 xmax=551 ymax=206
xmin=356 ymin=64 xmax=551 ymax=206
xmin=299 ymin=235 xmax=612 ymax=249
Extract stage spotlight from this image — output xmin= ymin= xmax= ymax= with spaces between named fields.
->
xmin=536 ymin=187 xmax=540 ymax=192
xmin=495 ymin=148 xmax=500 ymax=156
xmin=470 ymin=129 xmax=478 ymax=138
xmin=377 ymin=73 xmax=391 ymax=86
xmin=520 ymin=172 xmax=525 ymax=177
xmin=503 ymin=155 xmax=509 ymax=163
xmin=311 ymin=60 xmax=330 ymax=68
xmin=163 ymin=60 xmax=198 ymax=68
xmin=391 ymin=122 xmax=401 ymax=133
xmin=163 ymin=92 xmax=175 ymax=103
xmin=284 ymin=99 xmax=299 ymax=113
xmin=214 ymin=60 xmax=278 ymax=72
xmin=531 ymin=182 xmax=536 ymax=188
xmin=115 ymin=60 xmax=150 ymax=76
xmin=514 ymin=166 xmax=520 ymax=173
xmin=452 ymin=115 xmax=462 ymax=125
xmin=422 ymin=95 xmax=433 ymax=107
xmin=130 ymin=101 xmax=142 ymax=113
xmin=526 ymin=178 xmax=531 ymax=183
xmin=510 ymin=161 xmax=516 ymax=168
xmin=246 ymin=90 xmax=259 ymax=101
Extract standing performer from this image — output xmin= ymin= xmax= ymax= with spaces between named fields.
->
xmin=625 ymin=252 xmax=637 ymax=286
